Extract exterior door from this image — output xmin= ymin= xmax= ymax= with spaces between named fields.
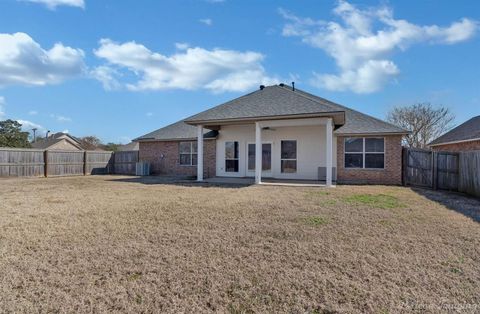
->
xmin=247 ymin=143 xmax=272 ymax=177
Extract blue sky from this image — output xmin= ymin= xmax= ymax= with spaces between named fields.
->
xmin=0 ymin=0 xmax=478 ymax=144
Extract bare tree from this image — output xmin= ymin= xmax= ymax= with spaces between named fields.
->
xmin=387 ymin=103 xmax=455 ymax=148
xmin=79 ymin=136 xmax=103 ymax=150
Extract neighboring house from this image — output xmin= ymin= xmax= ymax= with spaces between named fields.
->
xmin=429 ymin=115 xmax=480 ymax=152
xmin=135 ymin=84 xmax=408 ymax=185
xmin=31 ymin=132 xmax=83 ymax=151
xmin=117 ymin=141 xmax=139 ymax=151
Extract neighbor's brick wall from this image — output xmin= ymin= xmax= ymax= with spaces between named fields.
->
xmin=336 ymin=135 xmax=403 ymax=185
xmin=139 ymin=140 xmax=216 ymax=178
xmin=431 ymin=140 xmax=480 ymax=152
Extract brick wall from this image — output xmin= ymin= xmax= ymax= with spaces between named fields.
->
xmin=139 ymin=140 xmax=216 ymax=178
xmin=336 ymin=135 xmax=403 ymax=185
xmin=431 ymin=140 xmax=480 ymax=152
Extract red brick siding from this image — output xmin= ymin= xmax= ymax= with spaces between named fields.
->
xmin=431 ymin=140 xmax=480 ymax=152
xmin=336 ymin=135 xmax=403 ymax=185
xmin=139 ymin=140 xmax=216 ymax=178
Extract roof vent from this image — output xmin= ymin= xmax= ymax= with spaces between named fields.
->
xmin=292 ymin=81 xmax=295 ymax=91
xmin=279 ymin=83 xmax=285 ymax=87
xmin=259 ymin=85 xmax=265 ymax=90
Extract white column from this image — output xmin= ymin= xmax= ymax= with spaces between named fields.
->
xmin=255 ymin=122 xmax=262 ymax=184
xmin=326 ymin=118 xmax=333 ymax=187
xmin=197 ymin=125 xmax=204 ymax=181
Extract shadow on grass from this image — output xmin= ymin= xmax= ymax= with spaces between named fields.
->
xmin=107 ymin=175 xmax=253 ymax=189
xmin=412 ymin=187 xmax=480 ymax=223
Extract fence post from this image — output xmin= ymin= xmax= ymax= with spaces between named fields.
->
xmin=402 ymin=147 xmax=407 ymax=186
xmin=432 ymin=151 xmax=437 ymax=190
xmin=83 ymin=151 xmax=87 ymax=176
xmin=44 ymin=150 xmax=48 ymax=177
xmin=110 ymin=151 xmax=115 ymax=174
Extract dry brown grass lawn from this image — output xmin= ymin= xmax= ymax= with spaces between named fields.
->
xmin=0 ymin=175 xmax=479 ymax=313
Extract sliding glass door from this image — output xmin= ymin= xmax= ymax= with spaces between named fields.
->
xmin=247 ymin=143 xmax=272 ymax=176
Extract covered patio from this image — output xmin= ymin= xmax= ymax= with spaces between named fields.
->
xmin=195 ymin=117 xmax=336 ymax=187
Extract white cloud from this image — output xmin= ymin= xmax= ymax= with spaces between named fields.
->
xmin=311 ymin=60 xmax=399 ymax=93
xmin=199 ymin=18 xmax=213 ymax=26
xmin=90 ymin=65 xmax=122 ymax=91
xmin=175 ymin=42 xmax=190 ymax=50
xmin=0 ymin=97 xmax=46 ymax=136
xmin=93 ymin=38 xmax=278 ymax=93
xmin=146 ymin=112 xmax=153 ymax=117
xmin=29 ymin=110 xmax=38 ymax=115
xmin=50 ymin=114 xmax=71 ymax=122
xmin=16 ymin=119 xmax=46 ymax=136
xmin=21 ymin=0 xmax=85 ymax=10
xmin=0 ymin=96 xmax=5 ymax=119
xmin=280 ymin=1 xmax=478 ymax=93
xmin=0 ymin=32 xmax=85 ymax=87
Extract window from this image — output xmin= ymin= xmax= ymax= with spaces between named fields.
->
xmin=248 ymin=143 xmax=272 ymax=171
xmin=344 ymin=137 xmax=384 ymax=169
xmin=225 ymin=141 xmax=239 ymax=172
xmin=179 ymin=142 xmax=197 ymax=166
xmin=281 ymin=140 xmax=297 ymax=173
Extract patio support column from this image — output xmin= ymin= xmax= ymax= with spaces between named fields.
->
xmin=197 ymin=125 xmax=203 ymax=181
xmin=326 ymin=118 xmax=333 ymax=187
xmin=255 ymin=122 xmax=262 ymax=184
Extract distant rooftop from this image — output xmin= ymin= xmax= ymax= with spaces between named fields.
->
xmin=429 ymin=115 xmax=480 ymax=146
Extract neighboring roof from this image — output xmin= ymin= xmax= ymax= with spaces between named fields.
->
xmin=117 ymin=141 xmax=139 ymax=151
xmin=51 ymin=132 xmax=82 ymax=143
xmin=134 ymin=120 xmax=218 ymax=142
xmin=31 ymin=138 xmax=63 ymax=149
xmin=429 ymin=115 xmax=480 ymax=146
xmin=31 ymin=136 xmax=83 ymax=150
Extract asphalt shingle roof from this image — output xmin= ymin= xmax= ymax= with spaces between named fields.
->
xmin=185 ymin=85 xmax=344 ymax=122
xmin=429 ymin=115 xmax=480 ymax=146
xmin=288 ymin=87 xmax=407 ymax=135
xmin=31 ymin=133 xmax=83 ymax=149
xmin=134 ymin=120 xmax=218 ymax=141
xmin=136 ymin=84 xmax=407 ymax=141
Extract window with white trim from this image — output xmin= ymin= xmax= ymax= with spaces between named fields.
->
xmin=281 ymin=140 xmax=297 ymax=173
xmin=344 ymin=137 xmax=384 ymax=169
xmin=225 ymin=141 xmax=239 ymax=172
xmin=179 ymin=141 xmax=197 ymax=166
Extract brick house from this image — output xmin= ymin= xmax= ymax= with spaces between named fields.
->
xmin=135 ymin=84 xmax=407 ymax=185
xmin=429 ymin=116 xmax=480 ymax=152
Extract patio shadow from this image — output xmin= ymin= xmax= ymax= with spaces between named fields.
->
xmin=412 ymin=187 xmax=480 ymax=223
xmin=107 ymin=175 xmax=253 ymax=189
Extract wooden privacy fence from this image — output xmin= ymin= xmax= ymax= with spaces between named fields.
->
xmin=0 ymin=148 xmax=45 ymax=177
xmin=0 ymin=148 xmax=139 ymax=177
xmin=114 ymin=151 xmax=139 ymax=174
xmin=403 ymin=148 xmax=480 ymax=198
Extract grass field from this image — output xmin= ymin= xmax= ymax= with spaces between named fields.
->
xmin=0 ymin=175 xmax=479 ymax=313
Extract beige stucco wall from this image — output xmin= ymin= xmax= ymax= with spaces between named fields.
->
xmin=49 ymin=140 xmax=82 ymax=151
xmin=215 ymin=124 xmax=337 ymax=180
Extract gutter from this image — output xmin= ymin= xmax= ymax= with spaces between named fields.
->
xmin=184 ymin=111 xmax=346 ymax=126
